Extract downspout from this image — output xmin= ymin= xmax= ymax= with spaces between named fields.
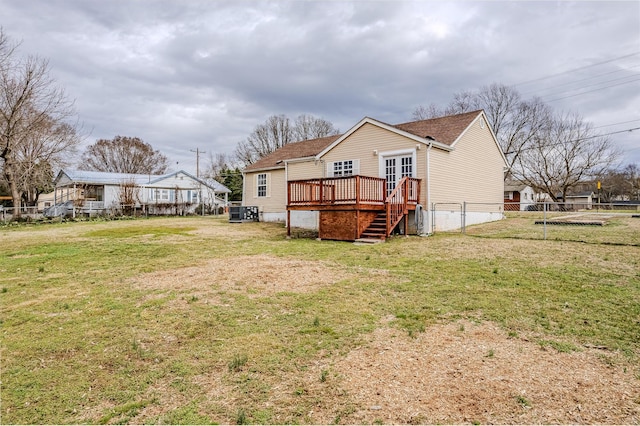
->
xmin=241 ymin=172 xmax=246 ymax=206
xmin=285 ymin=161 xmax=290 ymax=236
xmin=426 ymin=142 xmax=432 ymax=235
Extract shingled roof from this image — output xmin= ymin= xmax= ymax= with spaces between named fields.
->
xmin=393 ymin=110 xmax=483 ymax=146
xmin=243 ymin=134 xmax=340 ymax=172
xmin=243 ymin=110 xmax=483 ymax=172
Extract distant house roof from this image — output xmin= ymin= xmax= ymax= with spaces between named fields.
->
xmin=55 ymin=170 xmax=231 ymax=193
xmin=504 ymin=179 xmax=531 ymax=193
xmin=243 ymin=110 xmax=490 ymax=173
xmin=566 ymin=191 xmax=595 ymax=198
xmin=57 ymin=170 xmax=154 ymax=185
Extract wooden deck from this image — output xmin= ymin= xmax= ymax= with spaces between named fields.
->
xmin=287 ymin=175 xmax=421 ymax=241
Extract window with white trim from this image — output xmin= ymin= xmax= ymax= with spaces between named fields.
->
xmin=334 ymin=160 xmax=354 ymax=177
xmin=188 ymin=190 xmax=200 ymax=203
xmin=149 ymin=188 xmax=174 ymax=202
xmin=326 ymin=159 xmax=359 ymax=177
xmin=257 ymin=173 xmax=267 ymax=197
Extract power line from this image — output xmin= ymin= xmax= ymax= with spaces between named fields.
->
xmin=539 ymin=74 xmax=640 ymax=101
xmin=521 ymin=66 xmax=640 ymax=97
xmin=543 ymin=77 xmax=640 ymax=102
xmin=513 ymin=51 xmax=640 ymax=87
xmin=505 ymin=126 xmax=640 ymax=155
xmin=593 ymin=119 xmax=640 ymax=129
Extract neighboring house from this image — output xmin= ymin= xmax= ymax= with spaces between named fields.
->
xmin=38 ymin=188 xmax=83 ymax=212
xmin=563 ymin=191 xmax=595 ymax=210
xmin=242 ymin=110 xmax=508 ymax=240
xmin=504 ymin=179 xmax=535 ymax=211
xmin=52 ymin=170 xmax=231 ymax=216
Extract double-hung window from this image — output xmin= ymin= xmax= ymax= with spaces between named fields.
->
xmin=257 ymin=173 xmax=268 ymax=197
xmin=189 ymin=190 xmax=200 ymax=203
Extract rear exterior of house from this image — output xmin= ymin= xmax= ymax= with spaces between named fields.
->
xmin=243 ymin=110 xmax=507 ymax=240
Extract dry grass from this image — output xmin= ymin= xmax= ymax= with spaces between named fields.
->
xmin=130 ymin=255 xmax=353 ymax=298
xmin=2 ymin=216 xmax=639 ymax=424
xmin=320 ymin=320 xmax=639 ymax=424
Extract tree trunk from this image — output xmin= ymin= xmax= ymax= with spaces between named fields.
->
xmin=3 ymin=161 xmax=22 ymax=217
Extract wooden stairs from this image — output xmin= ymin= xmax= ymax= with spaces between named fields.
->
xmin=358 ymin=212 xmax=388 ymax=241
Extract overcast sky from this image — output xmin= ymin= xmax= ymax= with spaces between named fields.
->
xmin=2 ymin=0 xmax=639 ymax=173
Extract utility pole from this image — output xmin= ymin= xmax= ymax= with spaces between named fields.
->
xmin=190 ymin=148 xmax=206 ymax=215
xmin=190 ymin=148 xmax=205 ymax=178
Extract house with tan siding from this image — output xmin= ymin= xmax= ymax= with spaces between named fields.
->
xmin=243 ymin=110 xmax=507 ymax=240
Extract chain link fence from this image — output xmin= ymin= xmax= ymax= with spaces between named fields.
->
xmin=432 ymin=202 xmax=640 ymax=246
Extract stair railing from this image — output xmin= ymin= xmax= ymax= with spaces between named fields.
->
xmin=385 ymin=177 xmax=410 ymax=237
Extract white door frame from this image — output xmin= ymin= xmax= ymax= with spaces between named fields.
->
xmin=378 ymin=149 xmax=417 ymax=195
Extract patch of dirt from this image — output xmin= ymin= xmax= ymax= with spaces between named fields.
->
xmin=130 ymin=255 xmax=354 ymax=303
xmin=303 ymin=320 xmax=639 ymax=425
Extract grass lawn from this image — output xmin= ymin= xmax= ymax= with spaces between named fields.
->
xmin=1 ymin=216 xmax=639 ymax=424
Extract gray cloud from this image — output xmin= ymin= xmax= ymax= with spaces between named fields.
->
xmin=2 ymin=0 xmax=638 ymax=170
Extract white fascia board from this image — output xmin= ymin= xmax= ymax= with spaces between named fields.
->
xmin=242 ymin=165 xmax=285 ymax=174
xmin=315 ymin=117 xmax=452 ymax=159
xmin=451 ymin=111 xmax=508 ymax=167
xmin=283 ymin=156 xmax=316 ymax=165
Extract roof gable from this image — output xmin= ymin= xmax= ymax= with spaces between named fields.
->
xmin=316 ymin=111 xmax=484 ymax=159
xmin=392 ymin=110 xmax=483 ymax=146
xmin=242 ymin=110 xmax=508 ymax=172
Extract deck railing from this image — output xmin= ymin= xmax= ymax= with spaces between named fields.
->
xmin=288 ymin=175 xmax=387 ymax=206
xmin=385 ymin=177 xmax=421 ymax=236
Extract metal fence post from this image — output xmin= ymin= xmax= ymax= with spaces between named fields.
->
xmin=462 ymin=201 xmax=466 ymax=234
xmin=543 ymin=202 xmax=547 ymax=240
xmin=431 ymin=202 xmax=435 ymax=234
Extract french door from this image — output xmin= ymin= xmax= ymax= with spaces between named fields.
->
xmin=384 ymin=155 xmax=413 ymax=196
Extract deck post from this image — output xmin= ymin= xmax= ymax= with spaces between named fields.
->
xmin=287 ymin=209 xmax=291 ymax=237
xmin=403 ymin=179 xmax=408 ymax=236
xmin=386 ymin=203 xmax=391 ymax=237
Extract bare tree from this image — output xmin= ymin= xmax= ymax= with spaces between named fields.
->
xmin=411 ymin=103 xmax=444 ymax=121
xmin=602 ymin=163 xmax=640 ymax=201
xmin=293 ymin=114 xmax=339 ymax=141
xmin=413 ymin=83 xmax=554 ymax=175
xmin=1 ymin=29 xmax=79 ymax=216
xmin=235 ymin=114 xmax=293 ymax=165
xmin=515 ymin=112 xmax=621 ymax=202
xmin=444 ymin=90 xmax=477 ymax=115
xmin=204 ymin=152 xmax=233 ymax=182
xmin=13 ymin=115 xmax=80 ymax=206
xmin=116 ymin=179 xmax=140 ymax=216
xmin=624 ymin=163 xmax=640 ymax=200
xmin=80 ymin=136 xmax=169 ymax=174
xmin=234 ymin=113 xmax=339 ymax=165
